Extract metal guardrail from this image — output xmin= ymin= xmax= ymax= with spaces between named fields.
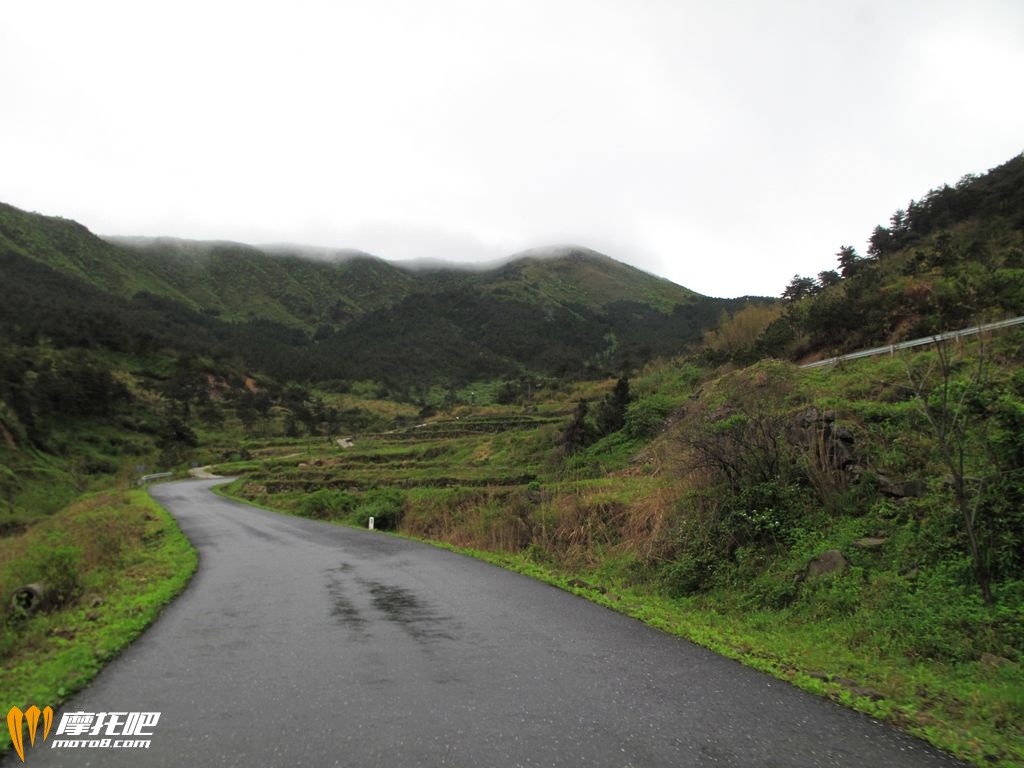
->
xmin=136 ymin=472 xmax=173 ymax=486
xmin=800 ymin=316 xmax=1024 ymax=370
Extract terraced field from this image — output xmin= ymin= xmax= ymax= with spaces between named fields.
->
xmin=212 ymin=410 xmax=571 ymax=535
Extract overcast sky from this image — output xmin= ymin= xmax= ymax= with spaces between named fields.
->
xmin=1 ymin=1 xmax=1021 ymax=297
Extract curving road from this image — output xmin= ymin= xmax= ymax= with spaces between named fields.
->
xmin=5 ymin=479 xmax=964 ymax=767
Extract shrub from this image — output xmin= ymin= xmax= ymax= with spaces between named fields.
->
xmin=357 ymin=488 xmax=405 ymax=530
xmin=624 ymin=394 xmax=674 ymax=438
xmin=721 ymin=480 xmax=808 ymax=547
xmin=20 ymin=534 xmax=82 ymax=606
xmin=660 ymin=553 xmax=714 ymax=597
xmin=300 ymin=489 xmax=357 ymax=520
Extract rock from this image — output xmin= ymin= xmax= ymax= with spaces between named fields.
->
xmin=88 ymin=595 xmax=104 ymax=608
xmin=850 ymin=686 xmax=885 ymax=701
xmin=881 ymin=480 xmax=927 ymax=498
xmin=85 ymin=611 xmax=100 ymax=622
xmin=790 ymin=410 xmax=858 ymax=469
xmin=566 ymin=578 xmax=606 ymax=594
xmin=797 ymin=408 xmax=837 ymax=427
xmin=832 ymin=424 xmax=854 ymax=442
xmin=796 ymin=408 xmax=816 ymax=428
xmin=806 ymin=549 xmax=848 ymax=577
xmin=979 ymin=653 xmax=1017 ymax=669
xmin=852 ymin=537 xmax=888 ymax=549
xmin=830 ymin=441 xmax=857 ymax=469
xmin=709 ymin=405 xmax=737 ymax=422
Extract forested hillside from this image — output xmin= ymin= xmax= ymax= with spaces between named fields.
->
xmin=703 ymin=153 xmax=1024 ymax=364
xmin=0 ymin=203 xmax=742 ymax=392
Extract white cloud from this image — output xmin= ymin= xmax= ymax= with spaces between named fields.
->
xmin=1 ymin=0 xmax=1021 ymax=297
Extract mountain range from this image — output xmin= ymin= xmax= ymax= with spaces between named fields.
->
xmin=0 ymin=203 xmax=750 ymax=391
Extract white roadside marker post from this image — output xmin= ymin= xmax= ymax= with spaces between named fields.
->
xmin=368 ymin=516 xmax=375 ymax=530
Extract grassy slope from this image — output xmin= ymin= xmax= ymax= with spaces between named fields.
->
xmin=0 ymin=204 xmax=196 ymax=306
xmin=0 ymin=489 xmax=197 ymax=752
xmin=2 ymin=202 xmax=707 ymax=336
xmin=472 ymin=247 xmax=702 ymax=312
xmin=108 ymin=237 xmax=416 ymax=328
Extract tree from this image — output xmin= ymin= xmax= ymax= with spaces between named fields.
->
xmin=235 ymin=390 xmax=257 ymax=433
xmin=702 ymin=304 xmax=784 ymax=361
xmin=1 ymin=462 xmax=19 ymax=515
xmin=595 ymin=376 xmax=632 ymax=436
xmin=817 ymin=269 xmax=841 ymax=289
xmin=782 ymin=275 xmax=818 ymax=302
xmin=835 ymin=245 xmax=862 ymax=278
xmin=866 ymin=225 xmax=892 ymax=259
xmin=560 ymin=399 xmax=594 ymax=454
xmin=158 ymin=413 xmax=199 ymax=466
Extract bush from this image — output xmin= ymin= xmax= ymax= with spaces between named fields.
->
xmin=722 ymin=480 xmax=808 ymax=547
xmin=624 ymin=394 xmax=675 ymax=438
xmin=357 ymin=488 xmax=405 ymax=530
xmin=20 ymin=534 xmax=82 ymax=606
xmin=660 ymin=553 xmax=714 ymax=597
xmin=300 ymin=489 xmax=357 ymax=520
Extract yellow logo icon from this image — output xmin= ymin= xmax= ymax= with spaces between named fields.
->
xmin=7 ymin=706 xmax=53 ymax=763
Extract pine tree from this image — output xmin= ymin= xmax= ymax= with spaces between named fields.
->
xmin=560 ymin=399 xmax=594 ymax=453
xmin=596 ymin=376 xmax=632 ymax=436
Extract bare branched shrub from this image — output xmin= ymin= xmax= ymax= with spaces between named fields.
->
xmin=904 ymin=337 xmax=995 ymax=605
xmin=684 ymin=365 xmax=802 ymax=493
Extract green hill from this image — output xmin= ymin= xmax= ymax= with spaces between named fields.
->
xmin=105 ymin=236 xmax=414 ymax=328
xmin=0 ymin=204 xmax=740 ymax=390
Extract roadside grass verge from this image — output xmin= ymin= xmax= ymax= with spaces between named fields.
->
xmin=448 ymin=548 xmax=1023 ymax=768
xmin=0 ymin=490 xmax=197 ymax=753
xmin=213 ymin=479 xmax=1023 ymax=768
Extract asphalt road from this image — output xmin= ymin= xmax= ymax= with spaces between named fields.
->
xmin=6 ymin=479 xmax=965 ymax=767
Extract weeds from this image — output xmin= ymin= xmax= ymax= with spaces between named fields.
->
xmin=0 ymin=490 xmax=197 ymax=753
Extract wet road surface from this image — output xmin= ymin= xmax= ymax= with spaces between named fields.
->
xmin=3 ymin=478 xmax=965 ymax=767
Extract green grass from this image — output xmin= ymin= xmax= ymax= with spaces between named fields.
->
xmin=0 ymin=490 xmax=197 ymax=753
xmin=397 ymin=536 xmax=1024 ymax=768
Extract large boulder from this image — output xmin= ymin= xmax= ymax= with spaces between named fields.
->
xmin=806 ymin=549 xmax=848 ymax=578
